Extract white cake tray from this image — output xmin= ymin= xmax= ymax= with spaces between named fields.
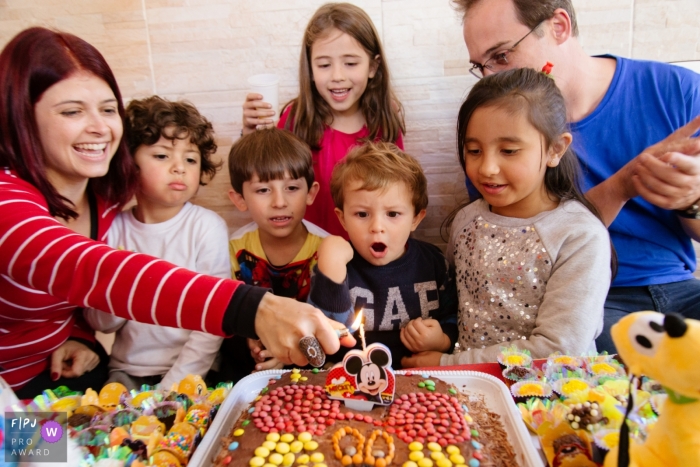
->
xmin=190 ymin=370 xmax=545 ymax=467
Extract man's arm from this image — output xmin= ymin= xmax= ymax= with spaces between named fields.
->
xmin=586 ymin=115 xmax=700 ymax=230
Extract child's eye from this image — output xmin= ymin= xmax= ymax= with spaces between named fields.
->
xmin=465 ymin=147 xmax=481 ymax=156
xmin=154 ymin=154 xmax=167 ymax=160
xmin=255 ymin=187 xmax=270 ymax=194
xmin=315 ymin=63 xmax=330 ymax=69
xmin=501 ymin=148 xmax=520 ymax=155
xmin=345 ymin=62 xmax=358 ymax=67
xmin=356 ymin=211 xmax=368 ymax=218
xmin=186 ymin=157 xmax=199 ymax=165
xmin=387 ymin=211 xmax=400 ymax=218
xmin=286 ymin=185 xmax=300 ymax=192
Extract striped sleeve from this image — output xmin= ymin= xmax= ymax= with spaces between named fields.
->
xmin=0 ymin=170 xmax=239 ymax=337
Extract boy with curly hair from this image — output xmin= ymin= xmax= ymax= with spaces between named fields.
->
xmin=85 ymin=96 xmax=230 ymax=391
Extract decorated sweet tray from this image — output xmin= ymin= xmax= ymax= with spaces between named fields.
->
xmin=190 ymin=370 xmax=545 ymax=467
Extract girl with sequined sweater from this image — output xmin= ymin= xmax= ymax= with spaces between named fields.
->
xmin=402 ymin=68 xmax=614 ymax=368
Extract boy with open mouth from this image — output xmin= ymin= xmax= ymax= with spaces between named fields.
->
xmin=308 ymin=142 xmax=458 ymax=368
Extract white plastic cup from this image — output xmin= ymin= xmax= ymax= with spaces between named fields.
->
xmin=248 ymin=73 xmax=280 ymax=123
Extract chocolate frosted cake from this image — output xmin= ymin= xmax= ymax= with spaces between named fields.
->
xmin=213 ymin=371 xmax=518 ymax=467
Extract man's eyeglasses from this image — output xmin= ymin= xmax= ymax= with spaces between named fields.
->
xmin=469 ymin=20 xmax=545 ymax=79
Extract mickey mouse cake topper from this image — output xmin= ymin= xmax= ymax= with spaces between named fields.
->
xmin=324 ymin=342 xmax=396 ymax=411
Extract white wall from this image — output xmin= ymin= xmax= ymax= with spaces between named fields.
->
xmin=2 ymin=0 xmax=699 ymax=249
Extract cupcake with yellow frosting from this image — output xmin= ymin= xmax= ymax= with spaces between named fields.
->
xmin=497 ymin=346 xmax=533 ymax=369
xmin=552 ymin=378 xmax=593 ymax=398
xmin=510 ymin=380 xmax=552 ymax=402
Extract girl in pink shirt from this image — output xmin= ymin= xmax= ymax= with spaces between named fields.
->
xmin=242 ymin=3 xmax=405 ymax=237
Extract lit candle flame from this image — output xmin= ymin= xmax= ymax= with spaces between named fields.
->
xmin=350 ymin=309 xmax=363 ymax=333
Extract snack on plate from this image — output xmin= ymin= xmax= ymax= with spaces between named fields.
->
xmin=496 ymin=346 xmax=532 ymax=369
xmin=546 ymin=354 xmax=584 ymax=369
xmin=510 ymin=380 xmax=553 ymax=403
xmin=565 ymin=402 xmax=608 ymax=432
xmin=552 ymin=378 xmax=593 ymax=398
xmin=501 ymin=365 xmax=538 ymax=386
xmin=213 ymin=371 xmax=519 ymax=467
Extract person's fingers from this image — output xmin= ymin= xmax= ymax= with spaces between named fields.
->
xmin=658 ymin=151 xmax=700 ymax=176
xmin=670 ymin=114 xmax=700 ymax=140
xmin=255 ymin=358 xmax=283 ymax=372
xmin=403 ymin=321 xmax=423 ymax=341
xmin=400 ymin=327 xmax=415 ymax=351
xmin=49 ymin=348 xmax=66 ymax=381
xmin=634 ymin=153 xmax=700 ymax=209
xmin=646 ymin=133 xmax=700 ymax=159
xmin=422 ymin=318 xmax=439 ymax=328
xmin=60 ymin=350 xmax=93 ymax=378
xmin=245 ymin=92 xmax=263 ymax=100
xmin=320 ymin=315 xmax=356 ymax=352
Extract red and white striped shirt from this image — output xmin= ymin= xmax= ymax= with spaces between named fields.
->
xmin=0 ymin=169 xmax=242 ymax=390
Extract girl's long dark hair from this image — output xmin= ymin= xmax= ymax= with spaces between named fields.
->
xmin=285 ymin=2 xmax=405 ymax=150
xmin=449 ymin=67 xmax=616 ymax=275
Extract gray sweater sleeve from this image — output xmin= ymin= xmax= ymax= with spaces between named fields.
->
xmin=441 ymin=200 xmax=611 ymax=365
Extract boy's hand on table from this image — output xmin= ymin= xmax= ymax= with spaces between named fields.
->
xmin=400 ymin=318 xmax=451 ymax=352
xmin=401 ymin=350 xmax=443 ymax=369
xmin=317 ymin=236 xmax=353 ymax=283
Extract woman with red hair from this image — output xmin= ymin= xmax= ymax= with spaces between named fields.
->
xmin=0 ymin=27 xmax=351 ymax=398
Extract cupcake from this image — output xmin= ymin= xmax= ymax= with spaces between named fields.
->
xmin=510 ymin=380 xmax=552 ymax=403
xmin=544 ymin=363 xmax=587 ymax=382
xmin=593 ymin=428 xmax=619 ymax=463
xmin=649 ymin=393 xmax=668 ymax=416
xmin=587 ymin=361 xmax=625 ymax=379
xmin=552 ymin=378 xmax=592 ymax=398
xmin=566 ymin=402 xmax=609 ymax=432
xmin=641 ymin=377 xmax=664 ymax=394
xmin=547 ymin=354 xmax=585 ymax=369
xmin=502 ymin=365 xmax=539 ymax=387
xmin=497 ymin=347 xmax=533 ymax=369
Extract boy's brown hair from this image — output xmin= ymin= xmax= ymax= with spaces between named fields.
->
xmin=125 ymin=96 xmax=220 ymax=185
xmin=330 ymin=142 xmax=428 ymax=215
xmin=228 ymin=128 xmax=315 ymax=195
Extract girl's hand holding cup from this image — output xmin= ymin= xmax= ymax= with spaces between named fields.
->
xmin=242 ymin=73 xmax=279 ymax=135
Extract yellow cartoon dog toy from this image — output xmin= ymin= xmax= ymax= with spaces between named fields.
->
xmin=604 ymin=312 xmax=700 ymax=467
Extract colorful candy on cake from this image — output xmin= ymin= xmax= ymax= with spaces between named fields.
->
xmin=19 ymin=374 xmax=231 ymax=466
xmin=214 ymin=343 xmax=518 ymax=467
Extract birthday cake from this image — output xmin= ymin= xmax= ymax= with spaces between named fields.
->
xmin=213 ymin=369 xmax=517 ymax=467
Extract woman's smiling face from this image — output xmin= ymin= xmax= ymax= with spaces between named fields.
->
xmin=34 ymin=72 xmax=123 ymax=190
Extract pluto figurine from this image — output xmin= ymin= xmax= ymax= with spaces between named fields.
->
xmin=604 ymin=312 xmax=700 ymax=467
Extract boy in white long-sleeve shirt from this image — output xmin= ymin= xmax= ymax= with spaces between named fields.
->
xmin=85 ymin=96 xmax=228 ymax=390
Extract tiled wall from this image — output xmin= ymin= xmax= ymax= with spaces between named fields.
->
xmin=2 ymin=0 xmax=699 ymax=250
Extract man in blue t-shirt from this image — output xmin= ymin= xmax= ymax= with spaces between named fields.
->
xmin=452 ymin=0 xmax=700 ymax=352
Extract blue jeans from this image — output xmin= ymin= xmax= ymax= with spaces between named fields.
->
xmin=595 ymin=278 xmax=700 ymax=353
